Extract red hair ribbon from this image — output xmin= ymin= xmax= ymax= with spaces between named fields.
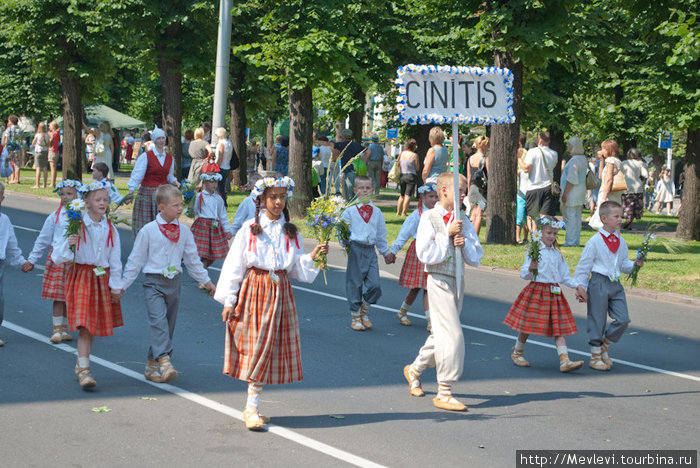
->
xmin=55 ymin=202 xmax=62 ymax=224
xmin=285 ymin=235 xmax=300 ymax=252
xmin=106 ymin=220 xmax=114 ymax=248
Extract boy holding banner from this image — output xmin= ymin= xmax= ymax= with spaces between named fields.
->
xmin=403 ymin=172 xmax=483 ymax=411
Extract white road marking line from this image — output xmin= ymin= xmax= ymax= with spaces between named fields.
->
xmin=211 ymin=265 xmax=700 ymax=383
xmin=13 ymin=224 xmax=41 ymax=233
xmin=2 ymin=320 xmax=386 ymax=468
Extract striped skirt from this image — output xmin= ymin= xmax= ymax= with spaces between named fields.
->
xmin=191 ymin=217 xmax=229 ymax=260
xmin=132 ymin=185 xmax=159 ymax=236
xmin=41 ymin=248 xmax=68 ymax=301
xmin=224 ymin=268 xmax=302 ymax=385
xmin=398 ymin=240 xmax=427 ymax=290
xmin=504 ymin=282 xmax=578 ymax=337
xmin=65 ymin=264 xmax=123 ymax=337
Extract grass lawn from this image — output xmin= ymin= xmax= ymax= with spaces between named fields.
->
xmin=7 ymin=169 xmax=698 ymax=298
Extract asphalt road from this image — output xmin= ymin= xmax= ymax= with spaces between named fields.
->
xmin=1 ymin=193 xmax=698 ymax=467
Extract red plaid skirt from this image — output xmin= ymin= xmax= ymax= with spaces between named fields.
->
xmin=504 ymin=282 xmax=578 ymax=337
xmin=399 ymin=240 xmax=427 ymax=290
xmin=65 ymin=263 xmax=123 ymax=337
xmin=132 ymin=185 xmax=159 ymax=236
xmin=224 ymin=268 xmax=302 ymax=385
xmin=41 ymin=248 xmax=68 ymax=301
xmin=191 ymin=217 xmax=229 ymax=260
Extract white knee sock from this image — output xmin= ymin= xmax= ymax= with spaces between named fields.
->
xmin=514 ymin=339 xmax=525 ymax=351
xmin=591 ymin=346 xmax=602 ymax=354
xmin=77 ymin=357 xmax=90 ymax=368
xmin=556 ymin=346 xmax=567 ymax=356
xmin=246 ymin=382 xmax=264 ymax=410
xmin=52 ymin=316 xmax=63 ymax=326
xmin=437 ymin=382 xmax=453 ymax=400
xmin=400 ymin=301 xmax=410 ymax=311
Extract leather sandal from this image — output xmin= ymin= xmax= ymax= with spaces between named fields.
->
xmin=397 ymin=308 xmax=412 ymax=326
xmin=158 ymin=355 xmax=179 ymax=382
xmin=511 ymin=347 xmax=530 ymax=367
xmin=145 ymin=359 xmax=164 ymax=382
xmin=243 ymin=407 xmax=267 ymax=431
xmin=403 ymin=365 xmax=424 ymax=397
xmin=351 ymin=316 xmax=366 ymax=331
xmin=433 ymin=395 xmax=468 ymax=412
xmin=75 ymin=366 xmax=97 ymax=388
xmin=50 ymin=325 xmax=63 ymax=343
xmin=559 ymin=353 xmax=584 ymax=373
xmin=589 ymin=353 xmax=610 ymax=371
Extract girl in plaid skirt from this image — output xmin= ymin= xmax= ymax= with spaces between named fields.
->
xmin=390 ymin=184 xmax=438 ymax=330
xmin=191 ymin=172 xmax=233 ymax=269
xmin=504 ymin=217 xmax=587 ymax=372
xmin=215 ymin=176 xmax=328 ymax=431
xmin=22 ymin=180 xmax=82 ymax=343
xmin=52 ymin=181 xmax=124 ymax=388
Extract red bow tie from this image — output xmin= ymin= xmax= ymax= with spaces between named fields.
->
xmin=442 ymin=212 xmax=453 ymax=225
xmin=357 ymin=205 xmax=373 ymax=223
xmin=158 ymin=222 xmax=180 ymax=243
xmin=601 ymin=232 xmax=619 ymax=254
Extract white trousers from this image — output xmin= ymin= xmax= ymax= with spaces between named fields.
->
xmin=561 ymin=204 xmax=583 ymax=246
xmin=412 ymin=273 xmax=465 ymax=384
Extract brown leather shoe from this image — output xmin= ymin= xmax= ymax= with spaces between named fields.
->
xmin=397 ymin=308 xmax=412 ymax=326
xmin=511 ymin=347 xmax=530 ymax=367
xmin=589 ymin=353 xmax=610 ymax=371
xmin=601 ymin=339 xmax=614 ymax=368
xmin=403 ymin=365 xmax=424 ymax=397
xmin=158 ymin=355 xmax=179 ymax=382
xmin=145 ymin=359 xmax=164 ymax=382
xmin=433 ymin=395 xmax=468 ymax=412
xmin=50 ymin=325 xmax=63 ymax=343
xmin=243 ymin=407 xmax=267 ymax=431
xmin=559 ymin=353 xmax=584 ymax=373
xmin=75 ymin=366 xmax=97 ymax=388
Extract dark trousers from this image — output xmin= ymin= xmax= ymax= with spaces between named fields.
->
xmin=346 ymin=242 xmax=381 ymax=312
xmin=586 ymin=272 xmax=630 ymax=347
xmin=144 ymin=273 xmax=182 ymax=359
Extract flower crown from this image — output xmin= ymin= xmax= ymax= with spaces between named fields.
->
xmin=417 ymin=184 xmax=436 ymax=194
xmin=538 ymin=217 xmax=565 ymax=230
xmin=200 ymin=172 xmax=223 ymax=182
xmin=54 ymin=180 xmax=83 ymax=192
xmin=78 ymin=180 xmax=109 ymax=195
xmin=252 ymin=176 xmax=295 ymax=199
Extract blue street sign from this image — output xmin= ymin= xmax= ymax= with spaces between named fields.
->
xmin=386 ymin=128 xmax=398 ymax=139
xmin=659 ymin=131 xmax=672 ymax=149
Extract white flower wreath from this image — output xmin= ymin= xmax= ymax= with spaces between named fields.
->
xmin=417 ymin=184 xmax=436 ymax=194
xmin=200 ymin=172 xmax=223 ymax=181
xmin=78 ymin=180 xmax=109 ymax=195
xmin=539 ymin=217 xmax=566 ymax=230
xmin=251 ymin=176 xmax=295 ymax=199
xmin=54 ymin=179 xmax=83 ymax=191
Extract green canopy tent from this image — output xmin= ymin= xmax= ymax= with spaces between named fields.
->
xmin=56 ymin=104 xmax=146 ymax=130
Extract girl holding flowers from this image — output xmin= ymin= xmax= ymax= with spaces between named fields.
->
xmin=22 ymin=180 xmax=83 ymax=343
xmin=214 ymin=176 xmax=328 ymax=431
xmin=504 ymin=216 xmax=587 ymax=373
xmin=52 ymin=181 xmax=123 ymax=388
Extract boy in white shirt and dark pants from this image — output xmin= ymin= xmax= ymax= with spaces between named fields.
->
xmin=122 ymin=185 xmax=215 ymax=383
xmin=341 ymin=175 xmax=395 ymax=331
xmin=574 ymin=200 xmax=643 ymax=371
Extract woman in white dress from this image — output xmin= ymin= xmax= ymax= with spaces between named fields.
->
xmin=653 ymin=167 xmax=675 ymax=215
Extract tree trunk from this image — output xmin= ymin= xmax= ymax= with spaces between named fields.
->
xmin=677 ymin=127 xmax=700 ymax=240
xmin=486 ymin=51 xmax=523 ymax=244
xmin=415 ymin=124 xmax=431 ymax=182
xmin=60 ymin=75 xmax=83 ymax=181
xmin=614 ymin=84 xmax=636 ymax=155
xmin=288 ymin=85 xmax=314 ymax=218
xmin=266 ymin=116 xmax=276 ymax=162
xmin=157 ymin=32 xmax=182 ymax=177
xmin=335 ymin=119 xmax=345 ymax=141
xmin=548 ymin=126 xmax=565 ymax=184
xmin=348 ymin=87 xmax=365 ymax=142
xmin=229 ymin=70 xmax=247 ymax=187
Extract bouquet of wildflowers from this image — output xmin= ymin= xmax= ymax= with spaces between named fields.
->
xmin=527 ymin=231 xmax=542 ymax=281
xmin=65 ymin=198 xmax=86 ymax=256
xmin=306 ymin=195 xmax=346 ymax=284
xmin=627 ymin=225 xmax=664 ymax=287
xmin=179 ymin=179 xmax=196 ymax=218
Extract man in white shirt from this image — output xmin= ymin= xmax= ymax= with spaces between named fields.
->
xmin=560 ymin=137 xmax=588 ymax=246
xmin=521 ymin=132 xmax=558 ymax=233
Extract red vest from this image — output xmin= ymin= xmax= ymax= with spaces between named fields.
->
xmin=141 ymin=150 xmax=172 ymax=187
